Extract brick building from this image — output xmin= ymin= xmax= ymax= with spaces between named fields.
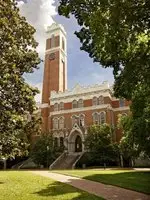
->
xmin=40 ymin=23 xmax=130 ymax=154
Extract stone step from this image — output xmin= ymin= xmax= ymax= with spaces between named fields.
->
xmin=52 ymin=153 xmax=81 ymax=169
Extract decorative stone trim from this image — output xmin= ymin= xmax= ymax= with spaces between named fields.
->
xmin=113 ymin=106 xmax=130 ymax=112
xmin=40 ymin=103 xmax=49 ymax=108
xmin=50 ymin=104 xmax=111 ymax=116
xmin=49 ymin=104 xmax=130 ymax=116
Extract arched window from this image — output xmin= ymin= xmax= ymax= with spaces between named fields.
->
xmin=53 ymin=117 xmax=58 ymax=129
xmin=98 ymin=96 xmax=104 ymax=104
xmin=72 ymin=100 xmax=78 ymax=109
xmin=51 ymin=34 xmax=55 ymax=48
xmin=72 ymin=115 xmax=78 ymax=126
xmin=59 ymin=117 xmax=64 ymax=129
xmin=119 ymin=99 xmax=125 ymax=107
xmin=78 ymin=99 xmax=83 ymax=108
xmin=59 ymin=102 xmax=64 ymax=110
xmin=93 ymin=97 xmax=98 ymax=106
xmin=100 ymin=112 xmax=106 ymax=124
xmin=54 ymin=103 xmax=59 ymax=111
xmin=54 ymin=137 xmax=58 ymax=147
xmin=79 ymin=114 xmax=85 ymax=127
xmin=93 ymin=112 xmax=99 ymax=124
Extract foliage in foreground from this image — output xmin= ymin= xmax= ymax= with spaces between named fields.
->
xmin=84 ymin=124 xmax=119 ymax=166
xmin=0 ymin=0 xmax=41 ymax=158
xmin=58 ymin=0 xmax=150 ymax=157
xmin=30 ymin=134 xmax=63 ymax=167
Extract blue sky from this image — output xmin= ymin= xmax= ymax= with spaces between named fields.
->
xmin=17 ymin=0 xmax=114 ymax=101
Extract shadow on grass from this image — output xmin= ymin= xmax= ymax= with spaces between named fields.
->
xmin=33 ymin=181 xmax=103 ymax=200
xmin=83 ymin=171 xmax=150 ymax=194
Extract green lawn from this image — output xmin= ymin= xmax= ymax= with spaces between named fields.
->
xmin=0 ymin=171 xmax=104 ymax=200
xmin=53 ymin=169 xmax=150 ymax=194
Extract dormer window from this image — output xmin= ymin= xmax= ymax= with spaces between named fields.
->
xmin=59 ymin=102 xmax=64 ymax=110
xmin=54 ymin=103 xmax=59 ymax=111
xmin=99 ymin=96 xmax=104 ymax=104
xmin=78 ymin=99 xmax=83 ymax=108
xmin=72 ymin=100 xmax=78 ymax=109
xmin=93 ymin=97 xmax=98 ymax=106
xmin=119 ymin=99 xmax=125 ymax=107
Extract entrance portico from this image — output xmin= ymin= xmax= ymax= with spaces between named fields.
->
xmin=67 ymin=124 xmax=84 ymax=153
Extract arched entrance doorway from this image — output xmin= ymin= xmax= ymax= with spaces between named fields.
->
xmin=68 ymin=130 xmax=84 ymax=153
xmin=75 ymin=135 xmax=82 ymax=152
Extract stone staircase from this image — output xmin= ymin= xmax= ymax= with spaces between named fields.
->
xmin=50 ymin=152 xmax=81 ymax=169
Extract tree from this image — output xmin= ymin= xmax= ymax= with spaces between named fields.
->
xmin=117 ymin=114 xmax=139 ymax=166
xmin=58 ymin=0 xmax=150 ymax=156
xmin=0 ymin=0 xmax=41 ymax=159
xmin=85 ymin=124 xmax=119 ymax=166
xmin=131 ymin=86 xmax=150 ymax=157
xmin=30 ymin=134 xmax=62 ymax=167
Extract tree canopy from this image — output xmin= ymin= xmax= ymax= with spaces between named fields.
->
xmin=85 ymin=124 xmax=119 ymax=164
xmin=58 ymin=0 xmax=150 ymax=157
xmin=58 ymin=0 xmax=150 ymax=98
xmin=0 ymin=0 xmax=41 ymax=159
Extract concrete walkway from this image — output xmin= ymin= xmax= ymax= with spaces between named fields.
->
xmin=31 ymin=171 xmax=150 ymax=200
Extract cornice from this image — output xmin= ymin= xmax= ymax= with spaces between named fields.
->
xmin=50 ymin=104 xmax=111 ymax=116
xmin=49 ymin=104 xmax=130 ymax=116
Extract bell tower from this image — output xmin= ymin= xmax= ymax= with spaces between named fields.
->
xmin=41 ymin=23 xmax=67 ymax=131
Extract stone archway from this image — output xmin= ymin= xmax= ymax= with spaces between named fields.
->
xmin=75 ymin=135 xmax=82 ymax=152
xmin=68 ymin=129 xmax=84 ymax=153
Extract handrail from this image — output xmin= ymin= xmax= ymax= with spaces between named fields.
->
xmin=49 ymin=152 xmax=66 ymax=170
xmin=72 ymin=152 xmax=85 ymax=169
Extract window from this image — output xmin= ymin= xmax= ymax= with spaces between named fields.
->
xmin=93 ymin=113 xmax=99 ymax=124
xmin=72 ymin=100 xmax=78 ymax=109
xmin=100 ymin=112 xmax=106 ymax=124
xmin=54 ymin=103 xmax=59 ymax=111
xmin=78 ymin=99 xmax=83 ymax=108
xmin=119 ymin=99 xmax=125 ymax=107
xmin=62 ymin=37 xmax=65 ymax=51
xmin=59 ymin=102 xmax=64 ymax=110
xmin=99 ymin=96 xmax=104 ymax=104
xmin=122 ymin=113 xmax=127 ymax=116
xmin=72 ymin=115 xmax=78 ymax=126
xmin=59 ymin=117 xmax=64 ymax=129
xmin=51 ymin=34 xmax=55 ymax=48
xmin=79 ymin=114 xmax=85 ymax=127
xmin=53 ymin=117 xmax=58 ymax=129
xmin=93 ymin=97 xmax=98 ymax=106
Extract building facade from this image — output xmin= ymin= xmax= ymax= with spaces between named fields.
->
xmin=40 ymin=23 xmax=130 ymax=153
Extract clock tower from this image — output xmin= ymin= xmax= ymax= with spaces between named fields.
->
xmin=41 ymin=23 xmax=67 ymax=131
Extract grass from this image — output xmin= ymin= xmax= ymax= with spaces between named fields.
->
xmin=53 ymin=169 xmax=150 ymax=194
xmin=0 ymin=171 xmax=104 ymax=200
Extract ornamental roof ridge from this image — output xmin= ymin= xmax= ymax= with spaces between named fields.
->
xmin=46 ymin=23 xmax=66 ymax=35
xmin=50 ymin=81 xmax=111 ymax=99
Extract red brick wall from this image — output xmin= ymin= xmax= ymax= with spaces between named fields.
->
xmin=42 ymin=51 xmax=60 ymax=104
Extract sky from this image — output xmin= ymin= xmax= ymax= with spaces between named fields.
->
xmin=17 ymin=0 xmax=114 ymax=102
